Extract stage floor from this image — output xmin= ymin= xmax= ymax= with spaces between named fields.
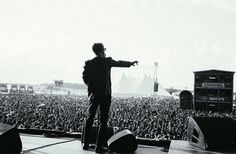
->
xmin=20 ymin=134 xmax=167 ymax=154
xmin=168 ymin=140 xmax=236 ymax=154
xmin=20 ymin=134 xmax=236 ymax=154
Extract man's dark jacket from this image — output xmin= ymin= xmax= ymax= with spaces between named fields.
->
xmin=82 ymin=57 xmax=133 ymax=96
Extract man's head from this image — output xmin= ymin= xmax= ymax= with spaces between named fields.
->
xmin=92 ymin=43 xmax=106 ymax=57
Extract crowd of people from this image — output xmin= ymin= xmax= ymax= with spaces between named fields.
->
xmin=0 ymin=93 xmax=235 ymax=141
xmin=0 ymin=94 xmax=88 ymax=133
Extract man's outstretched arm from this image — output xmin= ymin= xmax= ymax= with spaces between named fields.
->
xmin=109 ymin=57 xmax=138 ymax=67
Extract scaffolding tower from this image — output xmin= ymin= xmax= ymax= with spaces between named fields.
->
xmin=154 ymin=62 xmax=159 ymax=93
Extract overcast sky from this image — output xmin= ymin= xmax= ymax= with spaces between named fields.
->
xmin=1 ymin=0 xmax=236 ymax=90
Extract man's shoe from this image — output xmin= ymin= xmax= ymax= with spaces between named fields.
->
xmin=83 ymin=144 xmax=89 ymax=150
xmin=95 ymin=147 xmax=108 ymax=153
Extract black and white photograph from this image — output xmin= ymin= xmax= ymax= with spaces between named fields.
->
xmin=1 ymin=0 xmax=236 ymax=154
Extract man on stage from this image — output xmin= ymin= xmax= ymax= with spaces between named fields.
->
xmin=82 ymin=43 xmax=138 ymax=153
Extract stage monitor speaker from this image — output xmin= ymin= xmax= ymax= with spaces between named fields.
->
xmin=108 ymin=129 xmax=137 ymax=153
xmin=81 ymin=126 xmax=114 ymax=145
xmin=187 ymin=116 xmax=236 ymax=150
xmin=0 ymin=123 xmax=22 ymax=154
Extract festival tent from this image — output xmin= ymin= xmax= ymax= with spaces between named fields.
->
xmin=114 ymin=73 xmax=171 ymax=97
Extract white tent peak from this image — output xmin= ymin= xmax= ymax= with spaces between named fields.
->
xmin=114 ymin=73 xmax=171 ymax=97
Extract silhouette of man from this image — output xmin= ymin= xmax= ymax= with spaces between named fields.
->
xmin=82 ymin=43 xmax=138 ymax=153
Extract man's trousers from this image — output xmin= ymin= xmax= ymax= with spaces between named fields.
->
xmin=83 ymin=94 xmax=111 ymax=148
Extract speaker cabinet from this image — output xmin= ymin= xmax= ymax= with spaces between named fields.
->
xmin=108 ymin=129 xmax=137 ymax=153
xmin=187 ymin=116 xmax=236 ymax=150
xmin=0 ymin=123 xmax=22 ymax=154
